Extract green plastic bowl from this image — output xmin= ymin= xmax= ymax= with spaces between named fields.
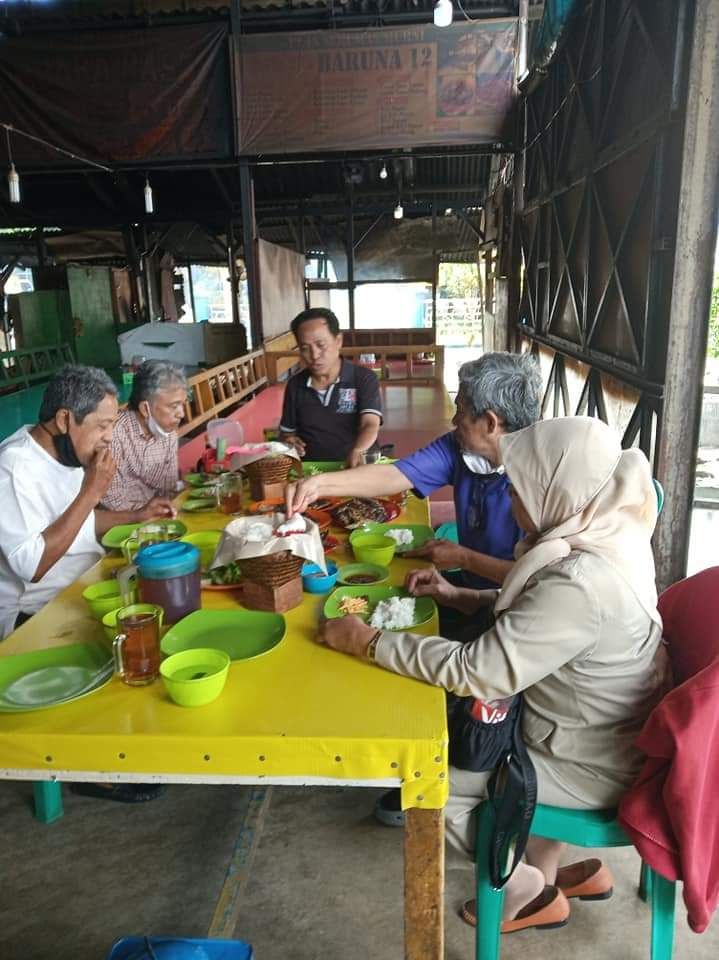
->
xmin=82 ymin=579 xmax=136 ymax=621
xmin=160 ymin=648 xmax=230 ymax=707
xmin=180 ymin=531 xmax=223 ymax=570
xmin=101 ymin=603 xmax=164 ymax=643
xmin=337 ymin=562 xmax=390 ymax=586
xmin=351 ymin=534 xmax=396 ymax=567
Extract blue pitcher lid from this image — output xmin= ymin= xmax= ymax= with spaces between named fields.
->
xmin=135 ymin=541 xmax=200 ymax=579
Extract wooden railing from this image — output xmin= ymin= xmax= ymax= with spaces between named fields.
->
xmin=263 ymin=331 xmax=299 ymax=384
xmin=264 ymin=343 xmax=444 ymax=385
xmin=179 ymin=349 xmax=268 ymax=437
xmin=0 ymin=343 xmax=75 ymax=391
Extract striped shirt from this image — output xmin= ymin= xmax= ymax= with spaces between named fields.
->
xmin=102 ymin=409 xmax=179 ymax=511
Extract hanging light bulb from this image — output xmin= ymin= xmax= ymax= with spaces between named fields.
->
xmin=7 ymin=163 xmax=20 ymax=204
xmin=393 ymin=201 xmax=404 ymax=220
xmin=433 ymin=0 xmax=453 ymax=28
xmin=144 ymin=176 xmax=154 ymax=214
xmin=4 ymin=126 xmax=20 ymax=204
xmin=379 ymin=162 xmax=388 ymax=181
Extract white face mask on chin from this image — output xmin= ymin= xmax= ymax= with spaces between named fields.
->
xmin=143 ymin=408 xmax=174 ymax=439
xmin=462 ymin=452 xmax=503 ymax=476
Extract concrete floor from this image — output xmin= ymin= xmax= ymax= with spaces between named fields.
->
xmin=1 ymin=781 xmax=717 ymax=960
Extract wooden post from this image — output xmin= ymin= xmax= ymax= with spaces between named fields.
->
xmin=653 ymin=0 xmax=719 ymax=591
xmin=346 ymin=190 xmax=356 ymax=330
xmin=404 ymin=807 xmax=444 ymax=960
xmin=239 ymin=160 xmax=262 ymax=348
xmin=227 ymin=219 xmax=241 ymax=327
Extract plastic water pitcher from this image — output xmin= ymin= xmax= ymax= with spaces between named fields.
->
xmin=117 ymin=542 xmax=201 ymax=625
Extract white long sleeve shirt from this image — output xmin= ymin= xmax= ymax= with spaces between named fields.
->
xmin=0 ymin=426 xmax=102 ymax=639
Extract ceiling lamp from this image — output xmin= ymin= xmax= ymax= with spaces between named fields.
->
xmin=144 ymin=176 xmax=154 ymax=214
xmin=433 ymin=0 xmax=453 ymax=28
xmin=393 ymin=201 xmax=404 ymax=220
xmin=379 ymin=162 xmax=388 ymax=180
xmin=5 ymin=127 xmax=20 ymax=204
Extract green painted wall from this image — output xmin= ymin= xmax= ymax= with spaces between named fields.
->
xmin=67 ymin=266 xmax=122 ymax=369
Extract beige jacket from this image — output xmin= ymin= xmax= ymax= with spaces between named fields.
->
xmin=376 ymin=551 xmax=669 ymax=807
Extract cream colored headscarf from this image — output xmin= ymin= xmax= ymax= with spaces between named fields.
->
xmin=495 ymin=416 xmax=661 ymax=627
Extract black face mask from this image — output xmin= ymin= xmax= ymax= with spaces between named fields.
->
xmin=40 ymin=423 xmax=83 ymax=469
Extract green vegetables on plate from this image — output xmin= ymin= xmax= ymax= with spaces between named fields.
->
xmin=207 ymin=561 xmax=242 ymax=586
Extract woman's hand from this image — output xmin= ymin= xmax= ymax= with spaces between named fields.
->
xmin=404 ymin=567 xmax=459 ymax=604
xmin=285 ymin=477 xmax=322 ymax=515
xmin=317 ymin=615 xmax=375 ymax=659
xmin=405 ymin=538 xmax=464 ymax=570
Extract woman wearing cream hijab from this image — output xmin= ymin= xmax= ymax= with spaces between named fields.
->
xmin=317 ymin=416 xmax=669 ymax=933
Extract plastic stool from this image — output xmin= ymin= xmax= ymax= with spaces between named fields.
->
xmin=474 ymin=801 xmax=676 ymax=960
xmin=107 ymin=936 xmax=253 ymax=959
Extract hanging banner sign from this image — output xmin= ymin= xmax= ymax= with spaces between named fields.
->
xmin=239 ymin=20 xmax=517 ymax=154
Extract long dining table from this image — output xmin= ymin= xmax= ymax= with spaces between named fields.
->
xmin=0 ymin=483 xmax=448 ymax=960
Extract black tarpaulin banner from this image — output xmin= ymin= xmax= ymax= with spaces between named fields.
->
xmin=0 ymin=22 xmax=231 ymax=165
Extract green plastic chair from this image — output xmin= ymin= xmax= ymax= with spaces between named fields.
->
xmin=474 ymin=802 xmax=676 ymax=960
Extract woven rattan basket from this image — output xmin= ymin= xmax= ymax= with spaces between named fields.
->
xmin=244 ymin=455 xmax=296 ymax=486
xmin=238 ymin=550 xmax=304 ymax=586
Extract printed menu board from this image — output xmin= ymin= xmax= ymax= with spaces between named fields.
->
xmin=239 ymin=21 xmax=517 ymax=154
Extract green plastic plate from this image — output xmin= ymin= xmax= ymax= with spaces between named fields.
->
xmin=101 ymin=518 xmax=187 ymax=549
xmin=292 ymin=461 xmax=345 ymax=477
xmin=160 ymin=609 xmax=286 ymax=661
xmin=181 ymin=497 xmax=217 ymax=513
xmin=101 ymin=522 xmax=140 ymax=549
xmin=183 ymin=473 xmax=207 ymax=487
xmin=324 ymin=585 xmax=435 ymax=630
xmin=0 ymin=642 xmax=113 ymax=712
xmin=350 ymin=523 xmax=434 ymax=553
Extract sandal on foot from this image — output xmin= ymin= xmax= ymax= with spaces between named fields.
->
xmin=70 ymin=783 xmax=166 ymax=803
xmin=556 ymin=858 xmax=614 ymax=901
xmin=460 ymin=885 xmax=570 ymax=934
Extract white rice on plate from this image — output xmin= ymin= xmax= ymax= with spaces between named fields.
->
xmin=369 ymin=596 xmax=417 ymax=630
xmin=384 ymin=528 xmax=414 ymax=551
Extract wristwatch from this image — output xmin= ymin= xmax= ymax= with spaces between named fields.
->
xmin=366 ymin=629 xmax=383 ymax=662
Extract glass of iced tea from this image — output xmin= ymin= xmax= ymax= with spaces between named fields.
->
xmin=217 ymin=473 xmax=244 ymax=515
xmin=112 ymin=603 xmax=163 ymax=686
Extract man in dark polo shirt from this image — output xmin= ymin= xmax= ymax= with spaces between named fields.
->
xmin=279 ymin=308 xmax=382 ymax=466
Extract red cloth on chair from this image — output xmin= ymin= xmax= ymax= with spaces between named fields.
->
xmin=618 ymin=566 xmax=719 ymax=933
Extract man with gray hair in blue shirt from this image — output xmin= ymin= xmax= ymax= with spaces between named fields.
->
xmin=286 ymin=351 xmax=542 ymax=589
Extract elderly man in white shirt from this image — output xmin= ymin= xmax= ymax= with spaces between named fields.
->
xmin=0 ymin=364 xmax=174 ymax=639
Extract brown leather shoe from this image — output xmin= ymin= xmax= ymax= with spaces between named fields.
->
xmin=556 ymin=858 xmax=614 ymax=901
xmin=460 ymin=885 xmax=570 ymax=933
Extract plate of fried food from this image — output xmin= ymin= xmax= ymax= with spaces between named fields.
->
xmin=330 ymin=497 xmax=400 ymax=530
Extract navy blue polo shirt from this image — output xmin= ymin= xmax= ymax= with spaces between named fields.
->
xmin=395 ymin=431 xmax=521 ymax=589
xmin=279 ymin=359 xmax=382 ymax=461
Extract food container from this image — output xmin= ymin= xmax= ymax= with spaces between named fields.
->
xmin=350 ymin=534 xmax=396 ymax=567
xmin=82 ymin=579 xmax=136 ymax=621
xmin=160 ymin=648 xmax=230 ymax=707
xmin=337 ymin=563 xmax=390 ymax=586
xmin=301 ymin=561 xmax=338 ymax=594
xmin=180 ymin=531 xmax=223 ymax=570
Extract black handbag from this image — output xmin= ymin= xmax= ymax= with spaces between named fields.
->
xmin=448 ymin=692 xmax=520 ymax=773
xmin=485 ymin=697 xmax=538 ymax=889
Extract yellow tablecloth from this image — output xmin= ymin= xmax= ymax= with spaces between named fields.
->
xmin=0 ymin=493 xmax=449 ymax=810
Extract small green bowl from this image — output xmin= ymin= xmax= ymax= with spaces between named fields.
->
xmin=337 ymin=562 xmax=390 ymax=586
xmin=160 ymin=648 xmax=230 ymax=707
xmin=180 ymin=531 xmax=223 ymax=570
xmin=82 ymin=579 xmax=136 ymax=621
xmin=350 ymin=534 xmax=396 ymax=567
xmin=101 ymin=603 xmax=164 ymax=643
